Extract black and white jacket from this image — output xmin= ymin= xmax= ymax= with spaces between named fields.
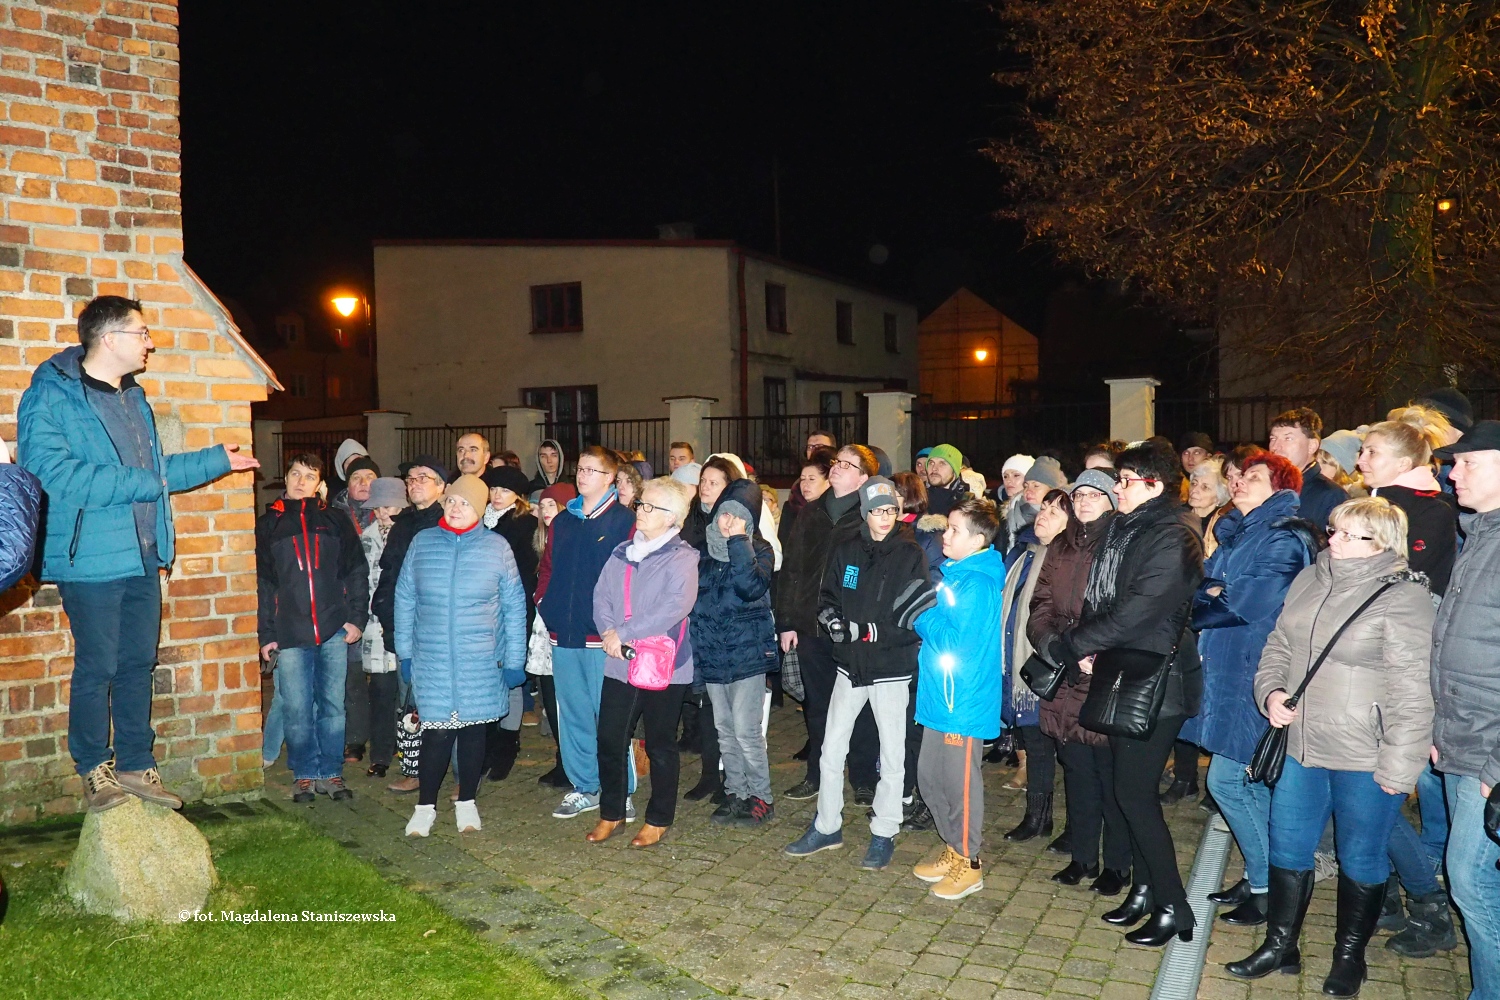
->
xmin=817 ymin=522 xmax=936 ymax=686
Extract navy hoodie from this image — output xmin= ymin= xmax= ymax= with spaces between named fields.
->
xmin=535 ymin=490 xmax=635 ymax=648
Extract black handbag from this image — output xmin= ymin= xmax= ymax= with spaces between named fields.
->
xmin=1020 ymin=652 xmax=1066 ymax=701
xmin=1079 ymin=643 xmax=1180 ymax=740
xmin=1246 ymin=582 xmax=1395 ymax=787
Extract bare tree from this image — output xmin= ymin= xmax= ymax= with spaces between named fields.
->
xmin=991 ymin=0 xmax=1500 ymax=395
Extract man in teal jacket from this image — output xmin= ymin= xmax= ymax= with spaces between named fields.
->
xmin=18 ymin=296 xmax=258 ymax=812
xmin=910 ymin=496 xmax=1006 ymax=901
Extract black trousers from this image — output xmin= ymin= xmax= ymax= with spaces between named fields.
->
xmin=904 ymin=673 xmax=921 ymax=798
xmin=798 ymin=633 xmax=878 ymax=788
xmin=1019 ymin=724 xmax=1056 ymax=797
xmin=538 ymin=673 xmax=566 ymax=775
xmin=344 ymin=650 xmax=368 ymax=748
xmin=597 ymin=677 xmax=688 ymax=827
xmin=1058 ymin=738 xmax=1133 ymax=872
xmin=362 ymin=671 xmax=399 ymax=767
xmin=418 ymin=724 xmax=486 ymax=805
xmin=1173 ymin=740 xmax=1199 ymax=784
xmin=1111 ymin=715 xmax=1189 ymax=908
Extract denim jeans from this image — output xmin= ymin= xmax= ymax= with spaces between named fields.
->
xmin=277 ymin=629 xmax=349 ymax=781
xmin=58 ymin=570 xmax=163 ymax=775
xmin=707 ymin=675 xmax=773 ymax=803
xmin=1445 ymin=774 xmax=1500 ymax=1000
xmin=1208 ymin=753 xmax=1272 ymax=891
xmin=1388 ymin=812 xmax=1443 ymax=897
xmin=261 ymin=680 xmax=285 ymax=764
xmin=1416 ymin=763 xmax=1449 ymax=870
xmin=815 ymin=674 xmax=909 ymax=839
xmin=1268 ymin=755 xmax=1407 ymax=884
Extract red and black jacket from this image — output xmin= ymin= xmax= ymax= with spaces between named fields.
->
xmin=256 ymin=495 xmax=368 ymax=649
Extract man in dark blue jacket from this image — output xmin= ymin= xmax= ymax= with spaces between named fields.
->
xmin=18 ymin=296 xmax=257 ymax=812
xmin=1268 ymin=408 xmax=1347 ymax=529
xmin=534 ymin=445 xmax=635 ymax=819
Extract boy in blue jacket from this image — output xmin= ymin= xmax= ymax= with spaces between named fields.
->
xmin=911 ymin=497 xmax=1006 ymax=900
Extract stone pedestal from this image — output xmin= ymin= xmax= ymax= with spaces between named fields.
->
xmin=503 ymin=407 xmax=548 ymax=479
xmin=1105 ymin=377 xmax=1160 ymax=443
xmin=64 ymin=798 xmax=218 ymax=923
xmin=363 ymin=410 xmax=410 ymax=478
xmin=864 ymin=391 xmax=916 ymax=475
xmin=664 ymin=396 xmax=716 ymax=466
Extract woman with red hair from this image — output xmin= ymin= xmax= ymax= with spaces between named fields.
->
xmin=1181 ymin=448 xmax=1320 ymax=926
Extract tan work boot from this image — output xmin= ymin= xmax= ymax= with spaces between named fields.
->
xmin=913 ymin=844 xmax=963 ymax=883
xmin=932 ymin=855 xmax=984 ymax=900
xmin=82 ymin=761 xmax=130 ymax=813
xmin=117 ymin=766 xmax=183 ymax=809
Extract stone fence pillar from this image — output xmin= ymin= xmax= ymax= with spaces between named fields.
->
xmin=664 ymin=396 xmax=716 ymax=465
xmin=1104 ymin=377 xmax=1160 ymax=443
xmin=364 ymin=410 xmax=409 ymax=478
xmin=864 ymin=391 xmax=916 ymax=474
xmin=503 ymin=407 xmax=548 ymax=478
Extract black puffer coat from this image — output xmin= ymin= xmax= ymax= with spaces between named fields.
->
xmin=774 ymin=490 xmax=863 ymax=636
xmin=1060 ymin=495 xmax=1205 ymax=721
xmin=691 ymin=480 xmax=778 ymax=686
xmin=490 ymin=507 xmax=541 ymax=628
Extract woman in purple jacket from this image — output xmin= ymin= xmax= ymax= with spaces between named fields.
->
xmin=589 ymin=477 xmax=700 ymax=847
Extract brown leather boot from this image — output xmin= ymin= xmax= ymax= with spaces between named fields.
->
xmin=586 ymin=819 xmax=622 ymax=843
xmin=82 ymin=761 xmax=130 ymax=813
xmin=631 ymin=823 xmax=668 ymax=847
xmin=117 ymin=766 xmax=183 ymax=809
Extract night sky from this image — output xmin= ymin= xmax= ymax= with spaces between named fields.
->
xmin=177 ymin=2 xmax=1058 ymax=343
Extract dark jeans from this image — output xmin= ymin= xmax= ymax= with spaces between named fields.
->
xmin=344 ymin=650 xmax=368 ymax=749
xmin=1019 ymin=724 xmax=1056 ymax=797
xmin=417 ymin=724 xmax=486 ymax=805
xmin=1269 ymin=755 xmax=1406 ymax=884
xmin=1111 ymin=715 xmax=1188 ymax=908
xmin=597 ymin=677 xmax=688 ymax=827
xmin=58 ymin=570 xmax=163 ymax=775
xmin=359 ymin=671 xmax=399 ymax=767
xmin=904 ymin=673 xmax=921 ymax=798
xmin=1058 ymin=738 xmax=1132 ymax=872
xmin=798 ymin=633 xmax=877 ymax=788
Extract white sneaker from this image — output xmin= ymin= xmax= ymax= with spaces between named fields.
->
xmin=551 ymin=791 xmax=600 ymax=819
xmin=625 ymin=796 xmax=636 ymax=823
xmin=455 ymin=799 xmax=481 ymax=833
xmin=405 ymin=804 xmax=437 ymax=838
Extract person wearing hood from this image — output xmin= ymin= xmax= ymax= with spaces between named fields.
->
xmin=706 ymin=452 xmax=782 ymax=570
xmin=925 ymin=444 xmax=970 ymax=517
xmin=332 ymin=437 xmax=370 ymax=493
xmin=909 ymin=496 xmax=1006 ymax=900
xmin=786 ymin=476 xmax=937 ymax=872
xmin=331 ymin=456 xmax=379 ymax=535
xmin=330 ymin=454 xmax=380 ymax=766
xmin=395 ymin=474 xmax=528 ymax=838
xmin=1358 ymin=420 xmax=1457 ymax=595
xmin=528 ymin=437 xmax=566 ymax=500
xmin=256 ymin=452 xmax=369 ymax=803
xmin=355 ymin=477 xmax=408 ymax=779
xmin=480 ymin=464 xmax=541 ymax=781
xmin=1030 ymin=472 xmax=1129 ymax=894
xmin=692 ymin=478 xmax=779 ymax=828
xmin=1181 ymin=452 xmax=1317 ymax=929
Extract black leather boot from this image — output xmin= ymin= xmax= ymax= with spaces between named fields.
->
xmin=1159 ymin=775 xmax=1198 ymax=805
xmin=1375 ymin=874 xmax=1406 ymax=932
xmin=1102 ymin=884 xmax=1153 ymax=925
xmin=1124 ymin=901 xmax=1195 ymax=946
xmin=684 ymin=699 xmax=722 ymax=801
xmin=1322 ymin=874 xmax=1386 ymax=997
xmin=677 ymin=696 xmax=700 ymax=753
xmin=1046 ymin=827 xmax=1072 ymax=855
xmin=1226 ymin=866 xmax=1314 ymax=979
xmin=1003 ymin=791 xmax=1053 ymax=842
xmin=486 ymin=727 xmax=520 ymax=781
xmin=1208 ymin=877 xmax=1253 ymax=906
xmin=1221 ymin=891 xmax=1268 ymax=926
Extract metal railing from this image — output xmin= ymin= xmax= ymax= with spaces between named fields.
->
xmin=398 ymin=424 xmax=507 ymax=465
xmin=541 ymin=418 xmax=671 ymax=475
xmin=1157 ymin=396 xmax=1385 ymax=449
xmin=273 ymin=429 xmax=365 ymax=480
xmin=707 ymin=412 xmax=867 ymax=482
xmin=911 ymin=400 xmax=1111 ymax=476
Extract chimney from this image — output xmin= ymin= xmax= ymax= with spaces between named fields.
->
xmin=656 ymin=222 xmax=697 ymax=240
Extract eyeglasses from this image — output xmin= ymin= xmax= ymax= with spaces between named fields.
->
xmin=404 ymin=474 xmax=440 ymax=486
xmin=832 ymin=459 xmax=862 ymax=472
xmin=112 ymin=328 xmax=153 ymax=341
xmin=1117 ymin=476 xmax=1157 ymax=487
xmin=636 ymin=501 xmax=661 ymax=514
xmin=575 ymin=466 xmax=609 ymax=479
xmin=1326 ymin=525 xmax=1375 ymax=542
xmin=1072 ymin=489 xmax=1110 ymax=501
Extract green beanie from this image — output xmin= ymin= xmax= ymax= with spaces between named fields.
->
xmin=927 ymin=443 xmax=964 ymax=478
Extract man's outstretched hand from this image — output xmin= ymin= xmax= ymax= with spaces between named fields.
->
xmin=224 ymin=444 xmax=260 ymax=471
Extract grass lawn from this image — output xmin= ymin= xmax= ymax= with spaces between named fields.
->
xmin=0 ymin=810 xmax=584 ymax=1000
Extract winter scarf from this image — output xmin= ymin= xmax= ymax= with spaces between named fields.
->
xmin=625 ymin=526 xmax=680 ymax=563
xmin=1084 ymin=493 xmax=1170 ymax=608
xmin=705 ymin=498 xmax=755 ymax=562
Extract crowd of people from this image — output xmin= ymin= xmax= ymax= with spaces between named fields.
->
xmin=15 ymin=299 xmax=1500 ymax=999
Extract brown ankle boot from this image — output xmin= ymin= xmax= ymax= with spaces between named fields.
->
xmin=631 ymin=823 xmax=668 ymax=847
xmin=83 ymin=761 xmax=130 ymax=813
xmin=117 ymin=766 xmax=183 ymax=809
xmin=586 ymin=819 xmax=622 ymax=843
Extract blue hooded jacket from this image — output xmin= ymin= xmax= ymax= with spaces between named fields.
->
xmin=914 ymin=546 xmax=1006 ymax=739
xmin=1180 ymin=488 xmax=1317 ymax=761
xmin=690 ymin=479 xmax=778 ymax=687
xmin=17 ymin=345 xmax=231 ymax=582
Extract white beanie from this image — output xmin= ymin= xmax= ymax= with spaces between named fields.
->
xmin=1002 ymin=454 xmax=1035 ymax=476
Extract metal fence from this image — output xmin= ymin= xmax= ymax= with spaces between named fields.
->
xmin=542 ymin=418 xmax=671 ymax=475
xmin=911 ymin=401 xmax=1111 ymax=476
xmin=707 ymin=412 xmax=867 ymax=482
xmin=273 ymin=429 xmax=364 ymax=480
xmin=398 ymin=424 xmax=507 ymax=465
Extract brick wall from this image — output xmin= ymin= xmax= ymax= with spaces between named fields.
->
xmin=0 ymin=0 xmax=279 ymax=825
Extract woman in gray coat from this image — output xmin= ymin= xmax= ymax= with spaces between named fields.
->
xmin=1229 ymin=497 xmax=1434 ymax=998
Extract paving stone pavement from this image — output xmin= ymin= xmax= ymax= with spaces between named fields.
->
xmin=276 ymin=703 xmax=1471 ymax=999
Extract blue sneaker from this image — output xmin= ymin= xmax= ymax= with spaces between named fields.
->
xmin=785 ymin=823 xmax=844 ymax=857
xmin=861 ymin=834 xmax=895 ymax=870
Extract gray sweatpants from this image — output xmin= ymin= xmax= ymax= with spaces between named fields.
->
xmin=815 ymin=672 xmax=909 ymax=839
xmin=707 ymin=676 xmax=773 ymax=803
xmin=919 ymin=727 xmax=985 ymax=859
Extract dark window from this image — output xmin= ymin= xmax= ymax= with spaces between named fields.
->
xmin=836 ymin=300 xmax=854 ymax=345
xmin=765 ymin=282 xmax=788 ymax=333
xmin=820 ymin=391 xmax=842 ymax=417
xmin=763 ymin=377 xmax=788 ymax=417
xmin=883 ymin=312 xmax=899 ymax=353
xmin=530 ymin=282 xmax=584 ymax=333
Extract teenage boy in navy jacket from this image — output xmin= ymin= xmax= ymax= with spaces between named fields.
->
xmin=911 ymin=497 xmax=1006 ymax=900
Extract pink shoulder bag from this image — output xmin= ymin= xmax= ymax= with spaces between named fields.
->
xmin=621 ymin=563 xmax=686 ymax=691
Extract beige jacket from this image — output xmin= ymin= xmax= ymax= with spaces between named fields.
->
xmin=1253 ymin=549 xmax=1434 ymax=793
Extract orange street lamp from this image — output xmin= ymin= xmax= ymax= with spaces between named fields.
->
xmin=975 ymin=336 xmax=1000 ymax=407
xmin=331 ymin=295 xmax=360 ymax=317
xmin=973 ymin=347 xmax=989 ymax=362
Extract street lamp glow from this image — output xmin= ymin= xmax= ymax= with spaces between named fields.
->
xmin=974 ymin=348 xmax=989 ymax=362
xmin=331 ymin=295 xmax=359 ymax=317
xmin=1436 ymin=197 xmax=1456 ymax=214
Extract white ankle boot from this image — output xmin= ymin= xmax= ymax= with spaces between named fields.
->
xmin=455 ymin=799 xmax=481 ymax=833
xmin=405 ymin=803 xmax=437 ymax=837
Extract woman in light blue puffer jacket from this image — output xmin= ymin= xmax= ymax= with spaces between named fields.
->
xmin=395 ymin=474 xmax=527 ymax=837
